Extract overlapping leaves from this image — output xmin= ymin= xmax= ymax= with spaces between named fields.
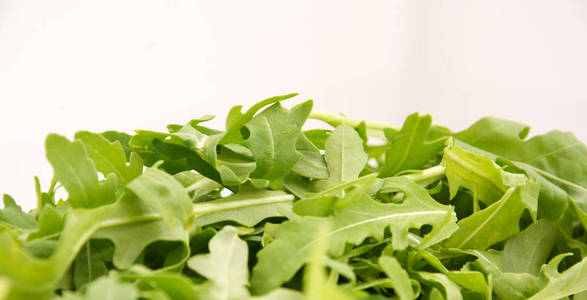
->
xmin=0 ymin=95 xmax=586 ymax=299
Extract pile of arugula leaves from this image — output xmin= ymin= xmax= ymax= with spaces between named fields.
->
xmin=1 ymin=94 xmax=586 ymax=300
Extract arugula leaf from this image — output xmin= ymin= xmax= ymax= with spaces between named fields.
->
xmin=444 ymin=187 xmax=525 ymax=250
xmin=0 ymin=194 xmax=37 ymax=230
xmin=302 ymin=223 xmax=356 ymax=300
xmin=378 ymin=256 xmax=413 ymax=300
xmin=314 ymin=124 xmax=367 ymax=192
xmin=126 ymin=167 xmax=193 ymax=228
xmin=187 ymin=226 xmax=249 ymax=300
xmin=380 ymin=113 xmax=446 ymax=177
xmin=528 ymin=254 xmax=587 ymax=299
xmin=456 ymin=117 xmax=587 ymax=215
xmin=501 ymin=220 xmax=558 ymax=275
xmin=27 ymin=205 xmax=63 ymax=240
xmin=72 ymin=240 xmax=112 ymax=289
xmin=75 ymin=131 xmax=143 ymax=184
xmin=417 ymin=272 xmax=463 ymax=300
xmin=62 ymin=275 xmax=139 ymax=300
xmin=223 ymin=93 xmax=299 ymax=144
xmin=290 ymin=132 xmax=329 ymax=179
xmin=193 ymin=189 xmax=294 ymax=227
xmin=244 ymin=100 xmax=313 ymax=180
xmin=252 ymin=177 xmax=456 ymax=294
xmin=2 ymin=98 xmax=587 ymax=300
xmin=46 ymin=134 xmax=118 ymax=208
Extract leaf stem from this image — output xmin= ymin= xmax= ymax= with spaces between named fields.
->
xmin=193 ymin=194 xmax=295 ymax=216
xmin=309 ymin=111 xmax=398 ymax=139
xmin=351 ymin=278 xmax=392 ymax=291
xmin=403 ymin=165 xmax=446 ymax=186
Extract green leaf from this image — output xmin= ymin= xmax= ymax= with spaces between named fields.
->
xmin=293 ymin=174 xmax=377 ymax=217
xmin=83 ymin=275 xmax=139 ymax=300
xmin=290 ymin=132 xmax=329 ymax=179
xmin=126 ymin=167 xmax=193 ymax=228
xmin=75 ymin=131 xmax=143 ymax=184
xmin=528 ymin=254 xmax=587 ymax=300
xmin=501 ymin=220 xmax=558 ymax=275
xmin=302 ymin=223 xmax=355 ymax=300
xmin=72 ymin=240 xmax=112 ymax=289
xmin=444 ymin=187 xmax=525 ymax=250
xmin=119 ymin=265 xmax=206 ymax=300
xmin=92 ymin=217 xmax=189 ymax=269
xmin=314 ymin=125 xmax=367 ymax=192
xmin=378 ymin=256 xmax=414 ymax=300
xmin=223 ymin=93 xmax=299 ymax=144
xmin=379 ymin=113 xmax=446 ymax=177
xmin=0 ymin=194 xmax=37 ymax=230
xmin=187 ymin=226 xmax=250 ymax=300
xmin=418 ymin=272 xmax=462 ymax=300
xmin=101 ymin=130 xmax=133 ymax=160
xmin=193 ymin=190 xmax=294 ymax=227
xmin=456 ymin=117 xmax=587 ymax=213
xmin=442 ymin=144 xmax=508 ymax=206
xmin=133 ymin=125 xmax=256 ymax=186
xmin=303 ymin=129 xmax=330 ymax=150
xmin=28 ymin=205 xmax=63 ymax=240
xmin=252 ymin=177 xmax=456 ymax=294
xmin=492 ymin=273 xmax=543 ymax=300
xmin=119 ymin=265 xmax=203 ymax=300
xmin=46 ymin=134 xmax=117 ymax=208
xmin=244 ymin=100 xmax=313 ymax=179
xmin=280 ymin=172 xmax=312 ymax=198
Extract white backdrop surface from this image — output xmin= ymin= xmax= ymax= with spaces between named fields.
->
xmin=1 ymin=0 xmax=586 ymax=209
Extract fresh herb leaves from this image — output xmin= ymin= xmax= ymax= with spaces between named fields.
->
xmin=1 ymin=95 xmax=586 ymax=299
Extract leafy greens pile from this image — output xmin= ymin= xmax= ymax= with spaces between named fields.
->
xmin=1 ymin=94 xmax=586 ymax=300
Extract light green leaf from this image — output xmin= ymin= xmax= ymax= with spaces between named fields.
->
xmin=92 ymin=217 xmax=188 ymax=269
xmin=380 ymin=113 xmax=446 ymax=177
xmin=120 ymin=265 xmax=202 ymax=300
xmin=378 ymin=256 xmax=413 ymax=300
xmin=252 ymin=177 xmax=456 ymax=294
xmin=418 ymin=272 xmax=462 ymax=300
xmin=492 ymin=272 xmax=543 ymax=300
xmin=280 ymin=172 xmax=312 ymax=198
xmin=444 ymin=187 xmax=525 ymax=250
xmin=244 ymin=100 xmax=313 ymax=179
xmin=252 ymin=288 xmax=303 ymax=300
xmin=46 ymin=134 xmax=117 ymax=208
xmin=293 ymin=174 xmax=377 ymax=217
xmin=456 ymin=117 xmax=587 ymax=213
xmin=302 ymin=223 xmax=355 ymax=300
xmin=315 ymin=125 xmax=367 ymax=192
xmin=75 ymin=131 xmax=142 ymax=184
xmin=223 ymin=93 xmax=299 ymax=144
xmin=442 ymin=144 xmax=508 ymax=206
xmin=250 ymin=217 xmax=329 ymax=295
xmin=528 ymin=254 xmax=587 ymax=300
xmin=501 ymin=220 xmax=558 ymax=275
xmin=0 ymin=194 xmax=37 ymax=230
xmin=72 ymin=240 xmax=112 ymax=289
xmin=291 ymin=132 xmax=329 ymax=179
xmin=193 ymin=190 xmax=294 ymax=227
xmin=187 ymin=226 xmax=249 ymax=300
xmin=28 ymin=205 xmax=63 ymax=240
xmin=84 ymin=276 xmax=139 ymax=300
xmin=126 ymin=167 xmax=193 ymax=228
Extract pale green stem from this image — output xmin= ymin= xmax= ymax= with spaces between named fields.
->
xmin=403 ymin=165 xmax=446 ymax=186
xmin=309 ymin=111 xmax=398 ymax=139
xmin=193 ymin=194 xmax=295 ymax=216
xmin=351 ymin=278 xmax=393 ymax=291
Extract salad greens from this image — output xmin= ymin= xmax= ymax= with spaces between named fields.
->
xmin=1 ymin=94 xmax=586 ymax=300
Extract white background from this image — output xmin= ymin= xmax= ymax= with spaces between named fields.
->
xmin=1 ymin=0 xmax=586 ymax=210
